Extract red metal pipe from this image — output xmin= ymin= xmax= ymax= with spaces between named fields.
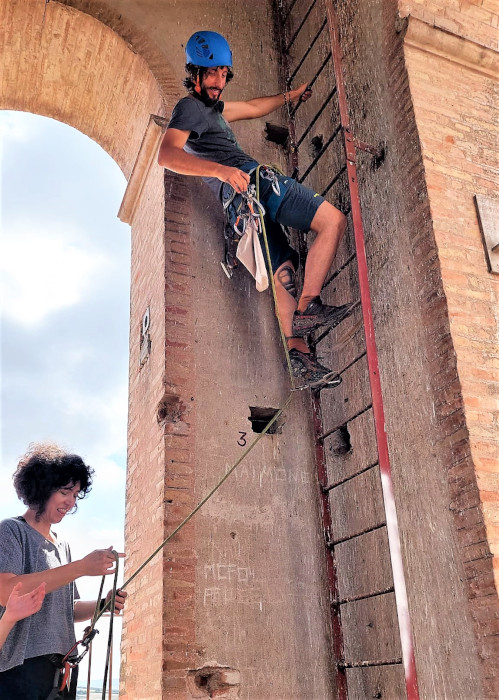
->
xmin=325 ymin=3 xmax=420 ymax=699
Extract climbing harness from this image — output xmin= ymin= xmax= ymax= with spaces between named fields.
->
xmin=220 ymin=166 xmax=291 ymax=284
xmin=45 ymin=653 xmax=80 ymax=700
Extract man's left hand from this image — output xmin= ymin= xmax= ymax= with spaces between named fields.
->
xmin=290 ymin=83 xmax=312 ymax=105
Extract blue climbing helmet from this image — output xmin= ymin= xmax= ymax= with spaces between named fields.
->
xmin=185 ymin=31 xmax=232 ymax=68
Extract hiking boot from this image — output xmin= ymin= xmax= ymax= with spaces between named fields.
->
xmin=288 ymin=349 xmax=341 ymax=388
xmin=292 ymin=297 xmax=353 ymax=337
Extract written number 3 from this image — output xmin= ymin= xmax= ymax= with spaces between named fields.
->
xmin=237 ymin=432 xmax=247 ymax=447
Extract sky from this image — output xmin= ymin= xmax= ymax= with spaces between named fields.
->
xmin=0 ymin=110 xmax=131 ymax=688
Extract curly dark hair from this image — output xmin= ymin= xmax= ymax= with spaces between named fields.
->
xmin=13 ymin=443 xmax=94 ymax=520
xmin=183 ymin=63 xmax=234 ymax=91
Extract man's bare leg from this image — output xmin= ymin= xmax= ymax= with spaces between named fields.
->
xmin=297 ymin=201 xmax=346 ymax=312
xmin=273 ymin=261 xmax=309 ymax=353
xmin=274 ymin=260 xmax=341 ymax=387
xmin=274 ymin=258 xmax=342 ymax=387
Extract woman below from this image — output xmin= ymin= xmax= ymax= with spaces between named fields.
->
xmin=0 ymin=443 xmax=126 ymax=699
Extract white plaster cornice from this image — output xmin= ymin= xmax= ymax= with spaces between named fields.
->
xmin=118 ymin=114 xmax=168 ymax=225
xmin=403 ymin=16 xmax=498 ymax=80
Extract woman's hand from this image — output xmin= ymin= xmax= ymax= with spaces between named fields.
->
xmin=80 ymin=547 xmax=124 ymax=576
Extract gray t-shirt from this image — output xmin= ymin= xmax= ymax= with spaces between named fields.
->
xmin=168 ymin=94 xmax=256 ymax=196
xmin=0 ymin=517 xmax=79 ymax=672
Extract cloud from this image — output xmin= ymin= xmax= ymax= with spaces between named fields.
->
xmin=1 ymin=309 xmax=129 ymax=471
xmin=1 ymin=221 xmax=109 ymax=325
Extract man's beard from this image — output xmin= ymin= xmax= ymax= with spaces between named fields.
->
xmin=198 ymin=85 xmax=222 ymax=107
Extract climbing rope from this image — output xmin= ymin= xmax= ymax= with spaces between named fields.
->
xmin=100 ymin=552 xmax=119 ymax=700
xmin=93 ymin=168 xmax=319 ymax=606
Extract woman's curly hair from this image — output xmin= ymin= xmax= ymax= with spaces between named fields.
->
xmin=183 ymin=63 xmax=234 ymax=91
xmin=13 ymin=443 xmax=94 ymax=520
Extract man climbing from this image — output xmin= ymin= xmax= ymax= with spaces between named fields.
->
xmin=158 ymin=30 xmax=352 ymax=386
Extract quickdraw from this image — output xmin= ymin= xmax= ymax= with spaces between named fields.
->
xmin=234 ymin=185 xmax=263 ymax=238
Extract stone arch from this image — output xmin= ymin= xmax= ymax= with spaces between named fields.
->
xmin=0 ymin=0 xmax=175 ymax=175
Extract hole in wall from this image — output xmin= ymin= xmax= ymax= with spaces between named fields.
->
xmin=197 ymin=674 xmax=209 ymax=688
xmin=157 ymin=394 xmax=184 ymax=425
xmin=264 ymin=122 xmax=289 ymax=146
xmin=372 ymin=145 xmax=386 ymax=171
xmin=187 ymin=665 xmax=241 ymax=699
xmin=248 ymin=406 xmax=282 ymax=434
xmin=309 ymin=134 xmax=323 ymax=157
xmin=329 ymin=424 xmax=351 ymax=455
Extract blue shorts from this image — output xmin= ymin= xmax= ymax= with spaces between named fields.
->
xmin=244 ymin=162 xmax=324 ymax=230
xmin=225 ymin=162 xmax=325 ymax=273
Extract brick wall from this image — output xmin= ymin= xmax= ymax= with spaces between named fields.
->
xmin=332 ymin=0 xmax=498 ymax=696
xmin=121 ymin=163 xmax=169 ymax=699
xmin=0 ymin=0 xmax=165 ymax=177
xmin=401 ymin=10 xmax=499 ymax=695
xmin=159 ymin=172 xmax=201 ymax=696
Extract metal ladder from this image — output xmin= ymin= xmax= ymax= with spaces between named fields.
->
xmin=273 ymin=1 xmax=420 ymax=697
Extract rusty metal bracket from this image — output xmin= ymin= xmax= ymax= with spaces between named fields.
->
xmin=354 ymin=137 xmax=384 ymax=160
xmin=344 ymin=128 xmax=384 ymax=163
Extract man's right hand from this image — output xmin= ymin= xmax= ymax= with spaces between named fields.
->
xmin=219 ymin=165 xmax=250 ymax=193
xmin=80 ymin=546 xmax=124 ymax=576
